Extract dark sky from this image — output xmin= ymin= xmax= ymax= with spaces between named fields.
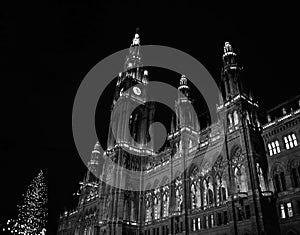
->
xmin=0 ymin=2 xmax=299 ymax=234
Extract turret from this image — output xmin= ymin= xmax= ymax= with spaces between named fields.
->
xmin=220 ymin=42 xmax=243 ymax=101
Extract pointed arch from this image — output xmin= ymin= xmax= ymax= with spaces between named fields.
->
xmin=190 ymin=165 xmax=201 ymax=209
xmin=207 ymin=176 xmax=214 ymax=205
xmin=162 ymin=184 xmax=169 ymax=217
xmin=175 ymin=176 xmax=183 ymax=212
xmin=153 ymin=188 xmax=161 ymax=220
xmin=288 ymin=159 xmax=300 ymax=188
xmin=145 ymin=190 xmax=152 ymax=222
xmin=230 ymin=144 xmax=242 ymax=162
xmin=271 ymin=163 xmax=287 ymax=192
xmin=234 ymin=164 xmax=248 ymax=193
xmin=202 ymin=178 xmax=208 ymax=208
xmin=189 ymin=164 xmax=200 ymax=178
xmin=153 ymin=179 xmax=160 ymax=189
xmin=233 ymin=110 xmax=239 ymax=126
xmin=216 ymin=172 xmax=228 ymax=205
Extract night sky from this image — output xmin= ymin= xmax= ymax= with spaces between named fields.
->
xmin=0 ymin=2 xmax=299 ymax=234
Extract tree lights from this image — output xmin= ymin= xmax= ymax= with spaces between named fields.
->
xmin=6 ymin=170 xmax=48 ymax=235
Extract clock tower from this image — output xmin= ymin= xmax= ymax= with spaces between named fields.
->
xmin=100 ymin=31 xmax=155 ymax=235
xmin=107 ymin=31 xmax=153 ymax=150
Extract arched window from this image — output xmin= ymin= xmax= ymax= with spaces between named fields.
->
xmin=208 ymin=189 xmax=214 ymax=205
xmin=175 ymin=177 xmax=183 ymax=212
xmin=228 ymin=113 xmax=233 ymax=128
xmin=145 ymin=192 xmax=152 ymax=222
xmin=153 ymin=188 xmax=161 ymax=220
xmin=216 ymin=174 xmax=227 ymax=205
xmin=189 ymin=139 xmax=193 ymax=148
xmin=130 ymin=194 xmax=135 ymax=222
xmin=190 ymin=167 xmax=201 ymax=209
xmin=273 ymin=165 xmax=286 ymax=193
xmin=274 ymin=174 xmax=281 ymax=192
xmin=162 ymin=185 xmax=169 ymax=217
xmin=208 ymin=177 xmax=214 ymax=205
xmin=256 ymin=163 xmax=266 ymax=191
xmin=203 ymin=180 xmax=208 ymax=208
xmin=240 ymin=165 xmax=248 ymax=192
xmin=280 ymin=172 xmax=287 ymax=191
xmin=123 ymin=197 xmax=131 ymax=221
xmin=191 ymin=182 xmax=201 ymax=209
xmin=203 ymin=177 xmax=214 ymax=207
xmin=290 ymin=160 xmax=300 ymax=188
xmin=246 ymin=111 xmax=250 ymax=124
xmin=233 ymin=110 xmax=239 ymax=126
xmin=234 ymin=165 xmax=248 ymax=193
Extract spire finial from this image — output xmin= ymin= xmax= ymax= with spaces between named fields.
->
xmin=180 ymin=74 xmax=187 ymax=86
xmin=224 ymin=41 xmax=234 ymax=54
xmin=132 ymin=28 xmax=140 ymax=46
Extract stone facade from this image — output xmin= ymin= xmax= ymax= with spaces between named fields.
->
xmin=57 ymin=33 xmax=300 ymax=235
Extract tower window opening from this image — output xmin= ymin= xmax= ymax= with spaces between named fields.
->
xmin=280 ymin=204 xmax=286 ymax=218
xmin=268 ymin=140 xmax=280 ymax=156
xmin=287 ymin=202 xmax=294 ymax=217
xmin=284 ymin=133 xmax=298 ymax=150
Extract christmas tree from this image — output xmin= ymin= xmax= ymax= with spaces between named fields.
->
xmin=7 ymin=170 xmax=48 ymax=235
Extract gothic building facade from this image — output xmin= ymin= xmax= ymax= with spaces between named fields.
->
xmin=57 ymin=33 xmax=300 ymax=235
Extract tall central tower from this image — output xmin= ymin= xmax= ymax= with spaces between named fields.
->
xmin=99 ymin=32 xmax=155 ymax=235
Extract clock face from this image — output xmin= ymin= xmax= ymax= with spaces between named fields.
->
xmin=133 ymin=86 xmax=141 ymax=96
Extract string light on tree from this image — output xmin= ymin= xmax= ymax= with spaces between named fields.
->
xmin=7 ymin=170 xmax=48 ymax=235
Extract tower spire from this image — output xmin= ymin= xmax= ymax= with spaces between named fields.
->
xmin=222 ymin=41 xmax=237 ymax=66
xmin=220 ymin=41 xmax=243 ymax=101
xmin=178 ymin=74 xmax=190 ymax=99
xmin=132 ymin=27 xmax=140 ymax=46
xmin=85 ymin=141 xmax=101 ymax=183
xmin=124 ymin=29 xmax=142 ymax=70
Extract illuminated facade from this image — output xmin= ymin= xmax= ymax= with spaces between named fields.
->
xmin=57 ymin=33 xmax=300 ymax=235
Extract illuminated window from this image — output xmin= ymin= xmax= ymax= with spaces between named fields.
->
xmin=228 ymin=114 xmax=233 ymax=128
xmin=287 ymin=202 xmax=293 ymax=217
xmin=197 ymin=217 xmax=201 ymax=230
xmin=268 ymin=140 xmax=280 ymax=156
xmin=280 ymin=204 xmax=286 ymax=218
xmin=284 ymin=133 xmax=298 ymax=150
xmin=192 ymin=219 xmax=196 ymax=231
xmin=153 ymin=188 xmax=161 ymax=220
xmin=233 ymin=110 xmax=239 ymax=126
xmin=162 ymin=188 xmax=169 ymax=217
xmin=210 ymin=214 xmax=214 ymax=227
xmin=145 ymin=192 xmax=152 ymax=222
xmin=206 ymin=216 xmax=209 ymax=228
xmin=175 ymin=178 xmax=183 ymax=212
